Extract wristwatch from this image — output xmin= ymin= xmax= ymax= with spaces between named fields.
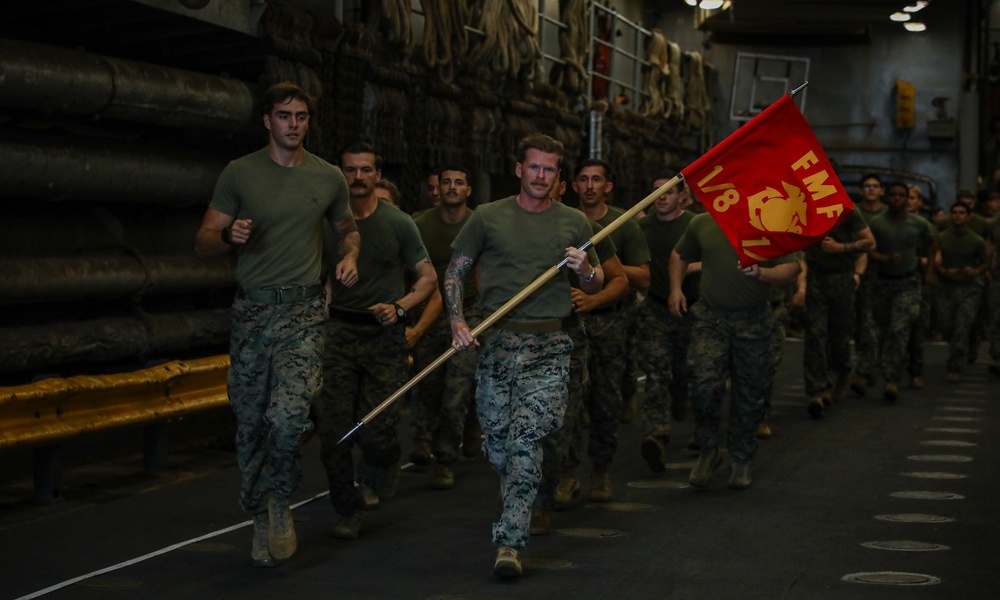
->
xmin=582 ymin=268 xmax=597 ymax=284
xmin=392 ymin=301 xmax=406 ymax=319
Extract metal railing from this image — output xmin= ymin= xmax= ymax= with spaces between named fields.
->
xmin=588 ymin=3 xmax=652 ymax=109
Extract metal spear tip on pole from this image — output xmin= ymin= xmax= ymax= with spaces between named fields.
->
xmin=338 ymin=422 xmax=364 ymax=444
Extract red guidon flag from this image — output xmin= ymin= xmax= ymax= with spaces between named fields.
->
xmin=681 ymin=94 xmax=853 ymax=266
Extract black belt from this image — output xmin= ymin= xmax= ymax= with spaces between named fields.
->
xmin=496 ymin=318 xmax=563 ymax=334
xmin=805 ymin=263 xmax=852 ymax=276
xmin=588 ymin=302 xmax=624 ymax=315
xmin=648 ymin=293 xmax=670 ymax=306
xmin=877 ymin=270 xmax=917 ymax=280
xmin=328 ymin=307 xmax=381 ymax=326
xmin=236 ymin=284 xmax=323 ymax=304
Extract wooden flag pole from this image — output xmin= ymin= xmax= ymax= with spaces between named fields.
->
xmin=338 ymin=175 xmax=686 ymax=444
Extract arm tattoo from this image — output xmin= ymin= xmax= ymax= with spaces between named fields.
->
xmin=444 ymin=251 xmax=475 ymax=325
xmin=334 ymin=216 xmax=360 ymax=259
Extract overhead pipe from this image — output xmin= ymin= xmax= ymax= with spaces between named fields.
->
xmin=0 ymin=309 xmax=230 ymax=374
xmin=0 ymin=256 xmax=235 ymax=305
xmin=0 ymin=38 xmax=257 ymax=132
xmin=0 ymin=135 xmax=226 ymax=205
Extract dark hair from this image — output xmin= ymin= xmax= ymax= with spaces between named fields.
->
xmin=885 ymin=181 xmax=909 ymax=196
xmin=375 ymin=178 xmax=401 ymax=203
xmin=950 ymin=200 xmax=972 ymax=214
xmin=515 ymin=133 xmax=564 ymax=163
xmin=437 ymin=164 xmax=471 ymax=181
xmin=956 ymin=188 xmax=976 ymax=201
xmin=652 ymin=170 xmax=684 ymax=191
xmin=860 ymin=172 xmax=882 ymax=187
xmin=340 ymin=141 xmax=383 ymax=170
xmin=259 ymin=81 xmax=313 ymax=118
xmin=575 ymin=158 xmax=613 ymax=182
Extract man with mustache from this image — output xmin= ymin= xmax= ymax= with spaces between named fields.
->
xmin=445 ymin=133 xmax=603 ymax=577
xmin=564 ymin=158 xmax=650 ymax=502
xmin=195 ymin=81 xmax=360 ymax=567
xmin=534 ymin=166 xmax=628 ymax=531
xmin=313 ymin=142 xmax=437 ymax=539
xmin=410 ymin=165 xmax=482 ymax=490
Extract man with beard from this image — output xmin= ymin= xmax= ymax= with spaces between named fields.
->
xmin=195 ymin=82 xmax=360 ymax=567
xmin=313 ymin=142 xmax=437 ymax=539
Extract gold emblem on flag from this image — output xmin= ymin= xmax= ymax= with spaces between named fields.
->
xmin=746 ymin=181 xmax=807 ymax=234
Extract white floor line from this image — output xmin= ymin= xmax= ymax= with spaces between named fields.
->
xmin=13 ymin=491 xmax=331 ymax=600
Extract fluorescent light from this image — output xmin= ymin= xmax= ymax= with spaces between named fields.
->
xmin=685 ymin=0 xmax=698 ymax=6
xmin=699 ymin=0 xmax=725 ymax=9
xmin=890 ymin=12 xmax=911 ymax=21
xmin=904 ymin=22 xmax=927 ymax=32
xmin=904 ymin=1 xmax=929 ymax=13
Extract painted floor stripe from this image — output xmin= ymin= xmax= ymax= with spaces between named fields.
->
xmin=12 ymin=491 xmax=331 ymax=600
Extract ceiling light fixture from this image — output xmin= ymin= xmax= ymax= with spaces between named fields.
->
xmin=904 ymin=1 xmax=929 ymax=13
xmin=890 ymin=12 xmax=911 ymax=21
xmin=685 ymin=0 xmax=698 ymax=6
xmin=904 ymin=22 xmax=927 ymax=32
xmin=699 ymin=0 xmax=725 ymax=9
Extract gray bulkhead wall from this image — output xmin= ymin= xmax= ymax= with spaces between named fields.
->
xmin=652 ymin=2 xmax=967 ymax=205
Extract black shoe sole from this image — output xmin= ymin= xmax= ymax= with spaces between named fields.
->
xmin=807 ymin=401 xmax=824 ymax=419
xmin=641 ymin=438 xmax=667 ymax=473
xmin=494 ymin=562 xmax=523 ymax=578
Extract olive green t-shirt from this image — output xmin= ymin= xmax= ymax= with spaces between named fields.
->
xmin=414 ymin=207 xmax=477 ymax=301
xmin=451 ymin=196 xmax=599 ymax=319
xmin=937 ymin=227 xmax=986 ymax=285
xmin=210 ymin=148 xmax=351 ymax=290
xmin=594 ymin=206 xmax=651 ymax=268
xmin=989 ymin=217 xmax=1000 ymax=273
xmin=857 ymin=203 xmax=886 ymax=225
xmin=804 ymin=209 xmax=869 ymax=273
xmin=673 ymin=213 xmax=797 ymax=311
xmin=326 ymin=199 xmax=429 ymax=310
xmin=640 ymin=210 xmax=695 ymax=300
xmin=936 ymin=213 xmax=990 ymax=238
xmin=568 ymin=221 xmax=618 ymax=289
xmin=868 ymin=211 xmax=936 ymax=277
